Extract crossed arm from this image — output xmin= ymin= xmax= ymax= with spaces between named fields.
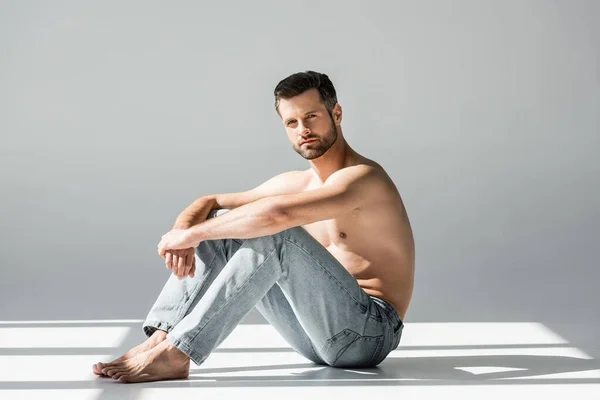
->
xmin=158 ymin=165 xmax=376 ymax=277
xmin=187 ymin=164 xmax=375 ymax=243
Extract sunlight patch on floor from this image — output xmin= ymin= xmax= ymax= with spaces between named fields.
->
xmin=0 ymin=327 xmax=130 ymax=348
xmin=0 ymin=320 xmax=598 ymax=400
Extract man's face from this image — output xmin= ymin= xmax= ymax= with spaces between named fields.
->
xmin=278 ymin=89 xmax=338 ymax=160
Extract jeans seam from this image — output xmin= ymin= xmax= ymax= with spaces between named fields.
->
xmin=366 ymin=335 xmax=385 ymax=366
xmin=172 ymin=242 xmax=221 ymax=324
xmin=282 ymin=237 xmax=366 ymax=313
xmin=185 ymin=247 xmax=279 ymax=346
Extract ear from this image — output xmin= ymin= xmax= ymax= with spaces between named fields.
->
xmin=332 ymin=103 xmax=342 ymax=125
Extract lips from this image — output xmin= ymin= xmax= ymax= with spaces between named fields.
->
xmin=300 ymin=139 xmax=317 ymax=145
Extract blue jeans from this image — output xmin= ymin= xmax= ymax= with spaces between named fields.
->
xmin=143 ymin=208 xmax=404 ymax=368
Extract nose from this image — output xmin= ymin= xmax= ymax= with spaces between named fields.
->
xmin=297 ymin=121 xmax=311 ymax=136
xmin=298 ymin=121 xmax=308 ymax=132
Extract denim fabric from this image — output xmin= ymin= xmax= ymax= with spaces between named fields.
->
xmin=143 ymin=208 xmax=404 ymax=368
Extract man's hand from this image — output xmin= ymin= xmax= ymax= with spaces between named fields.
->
xmin=157 ymin=228 xmax=199 ymax=257
xmin=158 ymin=228 xmax=200 ymax=279
xmin=163 ymin=248 xmax=196 ymax=279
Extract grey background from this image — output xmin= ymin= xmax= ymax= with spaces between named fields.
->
xmin=1 ymin=0 xmax=598 ymax=360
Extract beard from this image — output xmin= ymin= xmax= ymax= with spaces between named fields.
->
xmin=292 ymin=116 xmax=338 ymax=160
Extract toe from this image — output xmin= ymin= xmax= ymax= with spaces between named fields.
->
xmin=118 ymin=375 xmax=129 ymax=383
xmin=109 ymin=367 xmax=129 ymax=377
xmin=102 ymin=361 xmax=125 ymax=376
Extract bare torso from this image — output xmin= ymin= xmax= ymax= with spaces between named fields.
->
xmin=297 ymin=159 xmax=415 ymax=321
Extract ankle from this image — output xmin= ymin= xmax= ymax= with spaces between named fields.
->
xmin=163 ymin=341 xmax=189 ymax=362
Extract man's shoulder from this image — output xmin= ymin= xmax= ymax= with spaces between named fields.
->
xmin=327 ymin=163 xmax=400 ymax=201
xmin=326 ymin=163 xmax=382 ymax=186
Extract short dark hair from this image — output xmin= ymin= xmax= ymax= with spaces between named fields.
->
xmin=274 ymin=70 xmax=338 ymax=117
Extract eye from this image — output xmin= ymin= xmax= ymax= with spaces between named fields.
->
xmin=287 ymin=120 xmax=296 ymax=126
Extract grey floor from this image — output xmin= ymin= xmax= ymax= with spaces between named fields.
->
xmin=1 ymin=307 xmax=599 ymax=399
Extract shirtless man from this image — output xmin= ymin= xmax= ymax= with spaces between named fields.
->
xmin=93 ymin=70 xmax=415 ymax=383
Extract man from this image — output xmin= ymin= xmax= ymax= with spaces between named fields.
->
xmin=93 ymin=70 xmax=415 ymax=383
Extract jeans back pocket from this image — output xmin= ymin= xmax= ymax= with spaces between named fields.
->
xmin=320 ymin=328 xmax=385 ymax=368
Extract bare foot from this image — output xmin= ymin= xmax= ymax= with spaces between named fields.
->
xmin=100 ymin=339 xmax=190 ymax=383
xmin=93 ymin=329 xmax=167 ymax=376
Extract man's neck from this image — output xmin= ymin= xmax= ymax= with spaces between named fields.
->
xmin=308 ymin=139 xmax=358 ymax=183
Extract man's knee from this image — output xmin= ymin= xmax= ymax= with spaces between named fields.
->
xmin=208 ymin=208 xmax=231 ymax=219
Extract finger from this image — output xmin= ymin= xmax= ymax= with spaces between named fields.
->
xmin=188 ymin=256 xmax=196 ymax=278
xmin=165 ymin=252 xmax=172 ymax=270
xmin=172 ymin=254 xmax=182 ymax=279
xmin=183 ymin=253 xmax=193 ymax=278
xmin=177 ymin=255 xmax=185 ymax=279
xmin=171 ymin=254 xmax=179 ymax=277
xmin=158 ymin=240 xmax=168 ymax=258
xmin=167 ymin=252 xmax=174 ymax=270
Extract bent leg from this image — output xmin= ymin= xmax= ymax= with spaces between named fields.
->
xmin=143 ymin=209 xmax=325 ymax=365
xmin=165 ymin=216 xmax=401 ymax=368
xmin=142 ymin=208 xmax=244 ymax=336
xmin=254 ymin=227 xmax=401 ymax=367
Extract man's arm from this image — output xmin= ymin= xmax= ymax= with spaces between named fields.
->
xmin=271 ymin=165 xmax=376 ymax=226
xmin=173 ymin=170 xmax=307 ymax=229
xmin=188 ymin=165 xmax=376 ymax=243
xmin=172 ymin=197 xmax=216 ymax=229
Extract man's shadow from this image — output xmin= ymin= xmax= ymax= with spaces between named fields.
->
xmin=176 ymin=351 xmax=600 ymax=387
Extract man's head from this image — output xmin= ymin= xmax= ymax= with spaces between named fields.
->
xmin=274 ymin=71 xmax=342 ymax=160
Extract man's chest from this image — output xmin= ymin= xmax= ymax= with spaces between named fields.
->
xmin=301 ymin=206 xmax=363 ymax=249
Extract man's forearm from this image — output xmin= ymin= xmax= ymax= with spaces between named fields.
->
xmin=188 ymin=197 xmax=290 ymax=243
xmin=173 ymin=196 xmax=218 ymax=229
